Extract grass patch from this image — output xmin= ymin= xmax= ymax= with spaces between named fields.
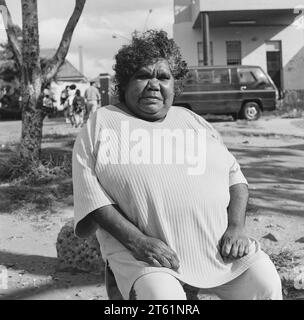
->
xmin=0 ymin=152 xmax=71 ymax=184
xmin=270 ymin=250 xmax=297 ymax=271
xmin=0 ymin=148 xmax=73 ymax=215
xmin=0 ymin=128 xmax=77 ymax=216
xmin=269 ymin=250 xmax=304 ymax=299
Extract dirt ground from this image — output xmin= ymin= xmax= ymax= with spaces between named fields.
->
xmin=0 ymin=114 xmax=304 ymax=300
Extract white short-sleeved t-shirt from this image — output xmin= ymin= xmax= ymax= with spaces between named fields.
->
xmin=72 ymin=105 xmax=263 ymax=299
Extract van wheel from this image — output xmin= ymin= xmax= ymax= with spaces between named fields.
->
xmin=240 ymin=102 xmax=261 ymax=120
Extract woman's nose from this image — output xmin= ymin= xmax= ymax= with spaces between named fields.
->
xmin=147 ymin=78 xmax=160 ymax=90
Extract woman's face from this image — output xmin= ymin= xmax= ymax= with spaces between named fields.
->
xmin=124 ymin=59 xmax=174 ymax=121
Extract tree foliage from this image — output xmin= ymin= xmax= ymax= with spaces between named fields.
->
xmin=0 ymin=24 xmax=22 ymax=80
xmin=0 ymin=0 xmax=86 ymax=161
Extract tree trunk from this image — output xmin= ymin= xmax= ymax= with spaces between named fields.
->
xmin=19 ymin=0 xmax=43 ymax=161
xmin=20 ymin=90 xmax=44 ymax=161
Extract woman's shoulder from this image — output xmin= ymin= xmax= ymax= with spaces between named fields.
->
xmin=96 ymin=104 xmax=124 ymax=115
xmin=171 ymin=106 xmax=215 ymax=130
xmin=95 ymin=104 xmax=131 ymax=124
xmin=171 ymin=106 xmax=224 ymax=143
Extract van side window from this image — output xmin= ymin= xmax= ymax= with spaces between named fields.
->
xmin=213 ymin=69 xmax=230 ymax=84
xmin=198 ymin=70 xmax=213 ymax=84
xmin=185 ymin=70 xmax=197 ymax=84
xmin=238 ymin=69 xmax=257 ymax=84
xmin=197 ymin=69 xmax=230 ymax=84
xmin=252 ymin=68 xmax=270 ymax=84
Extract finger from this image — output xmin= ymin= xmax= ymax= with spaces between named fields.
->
xmin=159 ymin=251 xmax=180 ymax=270
xmin=221 ymin=240 xmax=232 ymax=257
xmin=160 ymin=246 xmax=180 ymax=269
xmin=168 ymin=256 xmax=180 ymax=270
xmin=147 ymin=257 xmax=162 ymax=267
xmin=170 ymin=250 xmax=180 ymax=264
xmin=231 ymin=243 xmax=239 ymax=258
xmin=244 ymin=240 xmax=250 ymax=255
xmin=157 ymin=256 xmax=172 ymax=269
xmin=237 ymin=242 xmax=245 ymax=258
xmin=162 ymin=245 xmax=180 ymax=262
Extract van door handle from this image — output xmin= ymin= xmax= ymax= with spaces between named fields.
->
xmin=240 ymin=86 xmax=247 ymax=90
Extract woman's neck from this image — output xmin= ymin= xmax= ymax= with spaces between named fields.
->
xmin=115 ymin=102 xmax=169 ymax=123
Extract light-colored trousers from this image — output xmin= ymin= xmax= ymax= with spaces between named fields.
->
xmin=86 ymin=100 xmax=99 ymax=115
xmin=132 ymin=251 xmax=282 ymax=300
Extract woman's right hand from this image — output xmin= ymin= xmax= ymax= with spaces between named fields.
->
xmin=90 ymin=206 xmax=180 ymax=270
xmin=129 ymin=235 xmax=180 ymax=270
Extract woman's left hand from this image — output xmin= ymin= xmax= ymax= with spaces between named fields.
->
xmin=219 ymin=225 xmax=250 ymax=260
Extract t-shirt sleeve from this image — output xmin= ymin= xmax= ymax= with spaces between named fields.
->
xmin=72 ymin=111 xmax=116 ymax=238
xmin=208 ymin=123 xmax=248 ymax=187
xmin=209 ymin=126 xmax=248 ymax=187
xmin=226 ymin=150 xmax=248 ymax=187
xmin=186 ymin=110 xmax=248 ymax=187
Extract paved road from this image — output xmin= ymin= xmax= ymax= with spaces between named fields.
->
xmin=1 ymin=116 xmax=303 ymax=146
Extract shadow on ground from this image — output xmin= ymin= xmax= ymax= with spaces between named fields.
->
xmin=0 ymin=251 xmax=104 ymax=300
xmin=229 ymin=143 xmax=304 ymax=218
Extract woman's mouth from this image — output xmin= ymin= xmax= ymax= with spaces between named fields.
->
xmin=140 ymin=96 xmax=162 ymax=101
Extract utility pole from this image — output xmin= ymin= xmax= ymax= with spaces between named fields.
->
xmin=79 ymin=45 xmax=84 ymax=75
xmin=143 ymin=9 xmax=153 ymax=32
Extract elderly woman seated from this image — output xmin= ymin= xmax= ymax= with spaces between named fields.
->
xmin=72 ymin=30 xmax=282 ymax=300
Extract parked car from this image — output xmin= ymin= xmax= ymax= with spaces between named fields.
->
xmin=174 ymin=65 xmax=280 ymax=120
xmin=0 ymin=94 xmax=22 ymax=120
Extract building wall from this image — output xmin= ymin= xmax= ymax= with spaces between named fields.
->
xmin=174 ymin=22 xmax=202 ymax=64
xmin=173 ymin=22 xmax=304 ymax=90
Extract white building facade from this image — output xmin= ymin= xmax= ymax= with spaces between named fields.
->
xmin=173 ymin=0 xmax=304 ymax=91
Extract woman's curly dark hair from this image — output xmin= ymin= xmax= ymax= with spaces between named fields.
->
xmin=113 ymin=29 xmax=188 ymax=102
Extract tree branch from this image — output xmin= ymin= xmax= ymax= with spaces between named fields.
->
xmin=43 ymin=0 xmax=86 ymax=82
xmin=0 ymin=0 xmax=22 ymax=69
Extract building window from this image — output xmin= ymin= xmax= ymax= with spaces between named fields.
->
xmin=226 ymin=41 xmax=242 ymax=65
xmin=197 ymin=41 xmax=213 ymax=66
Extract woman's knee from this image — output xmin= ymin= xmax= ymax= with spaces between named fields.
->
xmin=248 ymin=253 xmax=283 ymax=300
xmin=132 ymin=272 xmax=187 ymax=300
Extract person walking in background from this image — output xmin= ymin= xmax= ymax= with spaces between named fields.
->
xmin=64 ymin=84 xmax=77 ymax=125
xmin=60 ymin=85 xmax=70 ymax=106
xmin=71 ymin=89 xmax=86 ymax=128
xmin=84 ymin=81 xmax=101 ymax=119
xmin=60 ymin=85 xmax=69 ymax=120
xmin=0 ymin=87 xmax=10 ymax=109
xmin=42 ymin=83 xmax=56 ymax=116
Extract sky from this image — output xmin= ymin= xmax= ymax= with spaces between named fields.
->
xmin=0 ymin=0 xmax=175 ymax=78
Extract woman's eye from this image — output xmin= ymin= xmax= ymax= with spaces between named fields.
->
xmin=158 ymin=75 xmax=171 ymax=81
xmin=136 ymin=73 xmax=151 ymax=80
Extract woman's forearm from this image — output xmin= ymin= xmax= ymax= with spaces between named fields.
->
xmin=227 ymin=183 xmax=249 ymax=228
xmin=220 ymin=183 xmax=250 ymax=259
xmin=90 ymin=204 xmax=145 ymax=251
xmin=89 ymin=204 xmax=180 ymax=269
